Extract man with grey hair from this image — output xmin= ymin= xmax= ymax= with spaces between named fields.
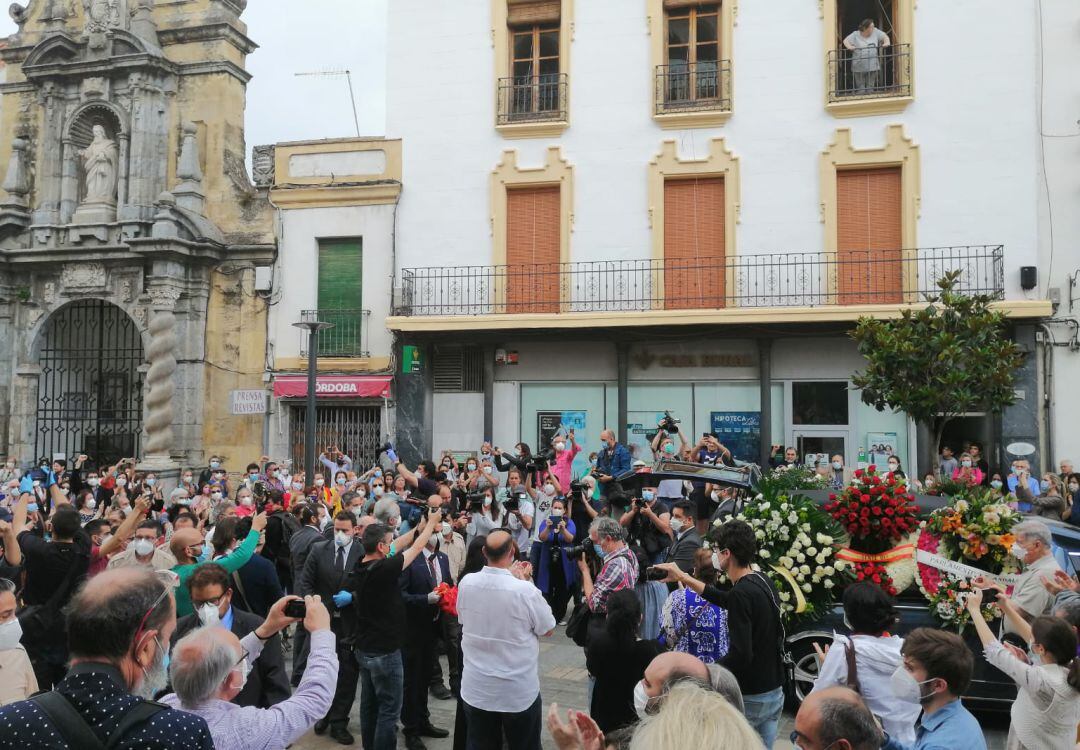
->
xmin=373 ymin=495 xmax=403 ymax=528
xmin=793 ymin=685 xmax=883 ymax=750
xmin=578 ymin=516 xmax=638 ymax=616
xmin=977 ymin=518 xmax=1062 ymax=637
xmin=162 ymin=594 xmax=337 ymax=750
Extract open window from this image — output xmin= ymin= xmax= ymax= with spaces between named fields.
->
xmin=823 ymin=0 xmax=913 ymax=115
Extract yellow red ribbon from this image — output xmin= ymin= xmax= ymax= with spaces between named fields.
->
xmin=769 ymin=564 xmax=807 ymax=614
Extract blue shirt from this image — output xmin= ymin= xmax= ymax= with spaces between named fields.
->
xmin=0 ymin=662 xmax=213 ymax=749
xmin=1007 ymin=475 xmax=1041 ymax=497
xmin=221 ymin=605 xmax=235 ymax=632
xmin=883 ymin=699 xmax=987 ymax=750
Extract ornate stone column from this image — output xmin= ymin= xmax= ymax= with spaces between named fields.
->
xmin=140 ymin=285 xmax=181 ymax=476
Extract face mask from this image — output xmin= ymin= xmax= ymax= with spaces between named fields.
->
xmin=961 ymin=460 xmax=972 ymax=468
xmin=231 ymin=656 xmax=251 ymax=691
xmin=1040 ymin=480 xmax=1052 ymax=493
xmin=133 ymin=538 xmax=155 ymax=557
xmin=1070 ymin=484 xmax=1080 ymax=493
xmin=88 ymin=477 xmax=100 ymax=487
xmin=32 ymin=480 xmax=41 ymax=489
xmin=593 ymin=542 xmax=605 ymax=558
xmin=843 ymin=615 xmax=853 ymax=631
xmin=146 ymin=478 xmax=157 ymax=487
xmin=590 ymin=458 xmax=597 ymax=466
xmin=1029 ymin=646 xmax=1043 ymax=666
xmin=211 ymin=492 xmax=222 ymax=501
xmin=314 ymin=479 xmax=325 ymax=487
xmin=710 ymin=490 xmax=721 ymax=503
xmin=292 ymin=482 xmax=303 ymax=491
xmin=482 ymin=466 xmax=493 ymax=474
xmin=0 ymin=618 xmax=24 ymax=650
xmin=669 ymin=517 xmax=685 ymax=533
xmin=178 ymin=498 xmax=190 ymax=506
xmin=210 ymin=461 xmax=221 ymax=469
xmin=276 ymin=471 xmax=287 ymax=480
xmin=182 ymin=475 xmax=193 ymax=483
xmin=373 ymin=486 xmax=384 ymax=497
xmin=1011 ymin=543 xmax=1027 ymax=560
xmin=991 ymin=480 xmax=1003 ymax=490
xmin=888 ymin=464 xmax=898 ymax=472
xmin=85 ymin=499 xmax=97 ymax=510
xmin=197 ymin=603 xmax=221 ymax=627
xmin=642 ymin=490 xmax=655 ymax=502
xmin=633 ymin=681 xmax=653 ymax=719
xmin=711 ymin=552 xmax=723 ymax=572
xmin=196 ymin=546 xmax=209 ymax=564
xmin=1012 ymin=466 xmax=1021 ymax=475
xmin=100 ymin=534 xmax=113 ymax=548
xmin=116 ymin=478 xmax=127 ymax=487
xmin=441 ymin=522 xmax=452 ymax=536
xmin=335 ymin=530 xmax=352 ymax=547
xmin=544 ymin=483 xmax=555 ymax=495
xmin=27 ymin=503 xmax=38 ymax=513
xmin=467 ymin=464 xmax=477 ymax=472
xmin=239 ymin=496 xmax=252 ymax=507
xmin=483 ymin=496 xmax=492 ymax=507
xmin=335 ymin=477 xmax=347 ymax=486
xmin=889 ymin=665 xmax=938 ymax=704
xmin=554 ymin=442 xmax=565 ymax=452
xmin=385 ymin=542 xmax=397 ymax=557
xmin=134 ymin=638 xmax=170 ymax=700
xmin=831 ymin=461 xmax=842 ymax=470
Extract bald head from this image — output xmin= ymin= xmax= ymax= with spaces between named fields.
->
xmin=795 ymin=686 xmax=882 ymax=750
xmin=67 ymin=567 xmax=174 ymax=664
xmin=170 ymin=625 xmax=244 ymax=707
xmin=484 ymin=529 xmax=514 ymax=567
xmin=170 ymin=527 xmax=204 ymax=563
xmin=641 ymin=651 xmax=709 ymax=700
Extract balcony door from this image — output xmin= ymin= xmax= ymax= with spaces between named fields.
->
xmin=317 ymin=239 xmax=363 ymax=355
xmin=506 ymin=186 xmax=561 ymax=314
xmin=836 ymin=167 xmax=902 ymax=304
xmin=664 ymin=2 xmax=721 ymax=106
xmin=663 ymin=177 xmax=726 ymax=310
xmin=510 ymin=19 xmax=560 ymax=119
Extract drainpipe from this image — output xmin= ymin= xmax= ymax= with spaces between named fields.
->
xmin=1038 ymin=322 xmax=1055 ymax=470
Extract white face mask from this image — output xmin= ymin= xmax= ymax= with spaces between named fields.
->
xmin=85 ymin=499 xmax=97 ymax=510
xmin=483 ymin=497 xmax=492 ymax=507
xmin=334 ymin=530 xmax=352 ymax=547
xmin=710 ymin=490 xmax=721 ymax=503
xmin=211 ymin=492 xmax=222 ymax=501
xmin=467 ymin=464 xmax=477 ymax=472
xmin=292 ymin=482 xmax=304 ymax=491
xmin=711 ymin=552 xmax=723 ymax=572
xmin=116 ymin=478 xmax=127 ymax=487
xmin=239 ymin=496 xmax=253 ymax=507
xmin=373 ymin=486 xmax=384 ymax=497
xmin=1011 ymin=543 xmax=1027 ymax=561
xmin=133 ymin=538 xmax=155 ymax=557
xmin=233 ymin=657 xmax=250 ymax=690
xmin=831 ymin=461 xmax=842 ymax=470
xmin=482 ymin=466 xmax=492 ymax=474
xmin=197 ymin=603 xmax=222 ymax=628
xmin=314 ymin=479 xmax=325 ymax=487
xmin=554 ymin=442 xmax=565 ymax=452
xmin=669 ymin=517 xmax=685 ymax=533
xmin=889 ymin=665 xmax=938 ymax=704
xmin=0 ymin=618 xmax=23 ymax=651
xmin=544 ymin=483 xmax=555 ymax=495
xmin=441 ymin=522 xmax=452 ymax=536
xmin=88 ymin=477 xmax=100 ymax=487
xmin=633 ymin=681 xmax=653 ymax=719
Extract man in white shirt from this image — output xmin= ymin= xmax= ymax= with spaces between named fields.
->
xmin=457 ymin=529 xmax=555 ymax=750
xmin=843 ymin=19 xmax=890 ymax=93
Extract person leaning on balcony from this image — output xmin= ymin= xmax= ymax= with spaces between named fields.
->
xmin=843 ymin=19 xmax=890 ymax=94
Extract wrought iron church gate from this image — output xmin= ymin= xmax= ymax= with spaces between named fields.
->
xmin=35 ymin=300 xmax=145 ymax=466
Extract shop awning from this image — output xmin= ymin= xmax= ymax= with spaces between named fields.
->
xmin=273 ymin=375 xmax=392 ymax=399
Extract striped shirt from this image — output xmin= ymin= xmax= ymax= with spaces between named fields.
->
xmin=588 ymin=545 xmax=639 ymax=614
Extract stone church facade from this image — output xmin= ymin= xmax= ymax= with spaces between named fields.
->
xmin=0 ymin=0 xmax=274 ymax=476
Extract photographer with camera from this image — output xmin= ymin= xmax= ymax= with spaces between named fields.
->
xmin=618 ymin=487 xmax=672 ymax=566
xmin=501 ymin=471 xmax=535 ymax=556
xmin=465 ymin=488 xmax=506 ymax=545
xmin=534 ymin=498 xmax=578 ymax=622
xmin=595 ymin=430 xmax=631 ymax=501
xmin=579 ymin=517 xmax=638 ymax=621
xmin=525 ymin=469 xmax=561 ymax=546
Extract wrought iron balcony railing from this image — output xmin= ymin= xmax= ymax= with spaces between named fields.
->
xmin=393 ymin=246 xmax=1004 ymax=317
xmin=655 ymin=60 xmax=733 ymax=115
xmin=497 ymin=73 xmax=568 ymax=125
xmin=828 ymin=42 xmax=912 ymax=102
xmin=299 ymin=309 xmax=371 ymax=357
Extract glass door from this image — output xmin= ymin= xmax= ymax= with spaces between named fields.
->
xmin=793 ymin=430 xmax=849 ymax=470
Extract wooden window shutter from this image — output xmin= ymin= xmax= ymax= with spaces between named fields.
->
xmin=664 ymin=0 xmax=719 ymax=10
xmin=506 ymin=186 xmax=561 ymax=314
xmin=836 ymin=167 xmax=902 ymax=304
xmin=317 ymin=239 xmax=363 ymax=310
xmin=663 ymin=177 xmax=726 ymax=310
xmin=508 ymin=0 xmax=561 ymax=27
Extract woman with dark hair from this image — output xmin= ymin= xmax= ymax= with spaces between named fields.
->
xmin=585 ymin=589 xmax=663 ymax=733
xmin=966 ymin=590 xmax=1080 ymax=749
xmin=809 ymin=581 xmax=919 ymax=744
xmin=465 ymin=488 xmax=504 ymax=545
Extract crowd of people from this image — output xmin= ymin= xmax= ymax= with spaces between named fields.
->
xmin=0 ymin=422 xmax=1078 ymax=749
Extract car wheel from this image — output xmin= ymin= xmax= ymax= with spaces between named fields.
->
xmin=785 ymin=636 xmax=830 ymax=710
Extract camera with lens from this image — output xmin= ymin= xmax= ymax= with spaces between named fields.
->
xmin=658 ymin=411 xmax=681 ymax=434
xmin=466 ymin=492 xmax=487 ymax=512
xmin=566 ymin=544 xmax=590 ymax=560
xmin=503 ymin=491 xmax=527 ymax=513
xmin=526 ymin=447 xmax=556 ymax=474
xmin=645 ymin=566 xmax=669 ymax=581
xmin=252 ymin=480 xmax=269 ymax=502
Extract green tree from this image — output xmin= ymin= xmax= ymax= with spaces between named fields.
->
xmin=850 ymin=271 xmax=1023 ymax=471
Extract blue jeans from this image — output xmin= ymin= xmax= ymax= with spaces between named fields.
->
xmin=357 ymin=650 xmax=404 ymax=750
xmin=742 ymin=686 xmax=784 ymax=749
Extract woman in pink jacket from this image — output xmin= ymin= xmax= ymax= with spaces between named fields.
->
xmin=551 ymin=430 xmax=582 ymax=491
xmin=951 ymin=451 xmax=985 ymax=486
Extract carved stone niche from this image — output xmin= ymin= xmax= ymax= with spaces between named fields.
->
xmin=60 ymin=262 xmax=108 ymax=293
xmin=251 ymin=145 xmax=275 ymax=188
xmin=66 ymin=102 xmax=127 ymax=226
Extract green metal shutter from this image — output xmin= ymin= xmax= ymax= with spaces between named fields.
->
xmin=317 ymin=240 xmax=363 ymax=355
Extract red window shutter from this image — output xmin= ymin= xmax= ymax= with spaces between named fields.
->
xmin=663 ymin=177 xmax=726 ymax=310
xmin=506 ymin=186 xmax=561 ymax=313
xmin=836 ymin=167 xmax=902 ymax=304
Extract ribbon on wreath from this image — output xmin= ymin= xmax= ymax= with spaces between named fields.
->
xmin=769 ymin=564 xmax=807 ymax=614
xmin=835 ymin=544 xmax=916 ymax=566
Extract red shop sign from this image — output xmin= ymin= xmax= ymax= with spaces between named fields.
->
xmin=273 ymin=375 xmax=392 ymax=399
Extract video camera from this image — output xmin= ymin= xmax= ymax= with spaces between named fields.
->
xmin=658 ymin=411 xmax=681 ymax=434
xmin=565 ymin=543 xmax=591 ymax=560
xmin=526 ymin=447 xmax=557 ymax=474
xmin=466 ymin=492 xmax=488 ymax=512
xmin=504 ymin=491 xmax=527 ymax=513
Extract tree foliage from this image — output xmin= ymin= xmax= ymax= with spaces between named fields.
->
xmin=850 ymin=271 xmax=1023 ymax=451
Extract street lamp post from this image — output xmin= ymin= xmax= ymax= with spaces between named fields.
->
xmin=292 ymin=310 xmax=334 ymax=481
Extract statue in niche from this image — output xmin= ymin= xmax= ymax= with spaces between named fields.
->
xmin=79 ymin=124 xmax=119 ymax=205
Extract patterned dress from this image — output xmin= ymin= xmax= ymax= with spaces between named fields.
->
xmin=659 ymin=587 xmax=729 ymax=663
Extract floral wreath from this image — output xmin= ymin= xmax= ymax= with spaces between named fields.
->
xmin=824 ymin=464 xmax=920 ymax=596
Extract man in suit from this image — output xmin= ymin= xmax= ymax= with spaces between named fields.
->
xmin=170 ymin=562 xmax=290 ymax=709
xmin=398 ymin=497 xmax=452 ymax=750
xmin=288 ymin=503 xmax=324 ymax=683
xmin=665 ymin=500 xmax=702 ymax=575
xmin=298 ymin=511 xmax=365 ymax=745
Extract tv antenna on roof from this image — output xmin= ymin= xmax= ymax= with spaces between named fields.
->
xmin=294 ymin=69 xmax=361 ymax=138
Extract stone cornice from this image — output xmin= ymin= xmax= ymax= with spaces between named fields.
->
xmin=176 ymin=59 xmax=252 ymax=84
xmin=157 ymin=22 xmax=258 ymax=55
xmin=0 ymin=239 xmax=274 ymax=266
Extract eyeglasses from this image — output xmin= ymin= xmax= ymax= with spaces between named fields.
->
xmin=132 ymin=575 xmax=176 ymax=646
xmin=192 ymin=593 xmax=228 ymax=608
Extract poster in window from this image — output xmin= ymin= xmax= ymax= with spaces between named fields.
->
xmin=867 ymin=432 xmax=898 ymax=467
xmin=537 ymin=411 xmax=586 ymax=452
xmin=709 ymin=412 xmax=761 ymax=464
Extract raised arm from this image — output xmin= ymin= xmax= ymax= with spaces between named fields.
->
xmin=0 ymin=519 xmax=21 ymax=567
xmin=400 ymin=509 xmax=440 ymax=569
xmin=213 ymin=514 xmax=267 ymax=573
xmin=99 ymin=496 xmax=150 ymax=557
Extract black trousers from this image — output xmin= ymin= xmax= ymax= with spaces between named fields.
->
xmin=542 ymin=558 xmax=572 ymax=624
xmin=464 ymin=693 xmax=543 ymax=750
xmin=429 ymin=612 xmax=462 ymax=694
xmin=401 ymin=618 xmax=438 ymax=734
xmin=325 ymin=618 xmax=359 ymax=728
